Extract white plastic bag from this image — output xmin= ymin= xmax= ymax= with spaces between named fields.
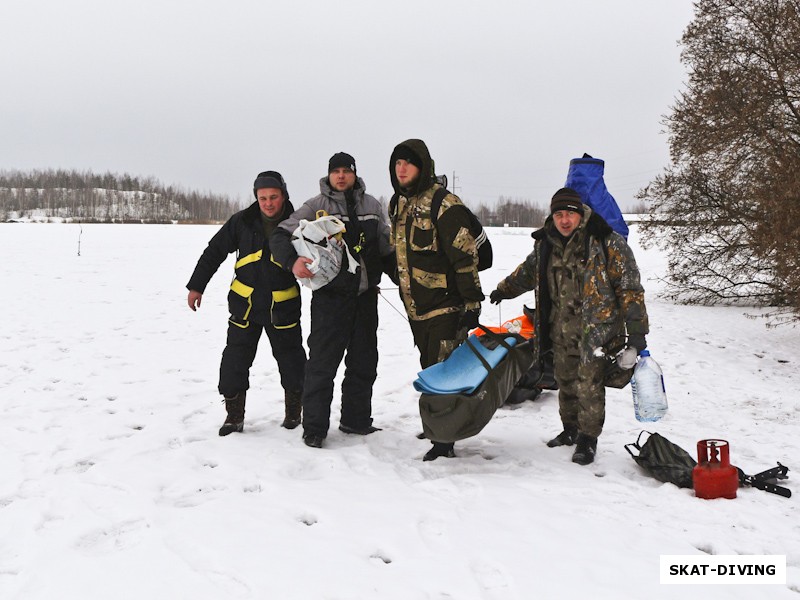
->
xmin=290 ymin=215 xmax=358 ymax=290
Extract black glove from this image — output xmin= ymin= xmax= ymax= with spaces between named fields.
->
xmin=627 ymin=333 xmax=647 ymax=352
xmin=458 ymin=310 xmax=480 ymax=331
xmin=489 ymin=289 xmax=506 ymax=305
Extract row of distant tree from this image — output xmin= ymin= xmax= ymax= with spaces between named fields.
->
xmin=0 ymin=169 xmax=239 ymax=223
xmin=469 ymin=196 xmax=647 ymax=228
xmin=472 ymin=197 xmax=547 ymax=228
xmin=0 ymin=166 xmax=649 ymax=228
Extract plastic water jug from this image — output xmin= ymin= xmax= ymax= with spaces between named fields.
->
xmin=630 ymin=350 xmax=668 ymax=422
xmin=692 ymin=439 xmax=739 ymax=499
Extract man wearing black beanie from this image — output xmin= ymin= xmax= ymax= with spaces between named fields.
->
xmin=388 ymin=139 xmax=485 ymax=462
xmin=271 ymin=152 xmax=395 ymax=449
xmin=186 ymin=170 xmax=307 ymax=436
xmin=489 ymin=187 xmax=649 ymax=465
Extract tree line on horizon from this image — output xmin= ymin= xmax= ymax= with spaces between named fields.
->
xmin=471 ymin=196 xmax=548 ymax=228
xmin=0 ymin=168 xmax=241 ymax=223
xmin=0 ymin=167 xmax=581 ymax=229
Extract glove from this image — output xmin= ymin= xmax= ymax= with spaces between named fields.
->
xmin=616 ymin=334 xmax=647 ymax=370
xmin=489 ymin=289 xmax=506 ymax=305
xmin=616 ymin=346 xmax=639 ymax=370
xmin=627 ymin=333 xmax=647 ymax=352
xmin=458 ymin=309 xmax=480 ymax=331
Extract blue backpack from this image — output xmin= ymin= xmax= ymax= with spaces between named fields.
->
xmin=564 ymin=154 xmax=629 ymax=239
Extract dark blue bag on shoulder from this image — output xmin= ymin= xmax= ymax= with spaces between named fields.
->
xmin=565 ymin=154 xmax=629 ymax=240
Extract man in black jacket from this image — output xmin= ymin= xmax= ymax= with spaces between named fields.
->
xmin=187 ymin=171 xmax=306 ymax=436
xmin=270 ymin=153 xmax=394 ymax=449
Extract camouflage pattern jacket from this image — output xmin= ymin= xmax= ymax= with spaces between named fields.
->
xmin=389 ymin=139 xmax=483 ymax=321
xmin=496 ymin=206 xmax=649 ymax=363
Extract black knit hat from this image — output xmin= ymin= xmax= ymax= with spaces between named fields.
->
xmin=253 ymin=170 xmax=289 ymax=200
xmin=328 ymin=152 xmax=356 ymax=174
xmin=550 ymin=187 xmax=584 ymax=215
xmin=392 ymin=145 xmax=424 ymax=170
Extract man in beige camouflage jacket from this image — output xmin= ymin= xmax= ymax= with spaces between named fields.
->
xmin=388 ymin=139 xmax=484 ymax=462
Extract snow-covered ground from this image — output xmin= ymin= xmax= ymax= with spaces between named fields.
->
xmin=1 ymin=222 xmax=798 ymax=599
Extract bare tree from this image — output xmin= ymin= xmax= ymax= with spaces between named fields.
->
xmin=639 ymin=0 xmax=800 ymax=319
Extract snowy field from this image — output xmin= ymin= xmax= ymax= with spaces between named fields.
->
xmin=1 ymin=222 xmax=798 ymax=599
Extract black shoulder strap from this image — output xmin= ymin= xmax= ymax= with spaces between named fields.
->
xmin=429 ymin=187 xmax=452 ymax=257
xmin=388 ymin=193 xmax=399 ymax=222
xmin=430 ymin=187 xmax=449 ymax=228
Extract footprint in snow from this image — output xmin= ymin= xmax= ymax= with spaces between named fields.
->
xmin=370 ymin=551 xmax=392 ymax=564
xmin=204 ymin=570 xmax=250 ymax=597
xmin=297 ymin=514 xmax=318 ymax=526
xmin=471 ymin=559 xmax=518 ymax=600
xmin=75 ymin=519 xmax=149 ymax=554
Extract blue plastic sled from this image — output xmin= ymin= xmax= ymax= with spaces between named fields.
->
xmin=413 ymin=333 xmax=519 ymax=395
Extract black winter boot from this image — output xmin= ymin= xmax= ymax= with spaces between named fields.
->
xmin=339 ymin=423 xmax=382 ymax=435
xmin=423 ymin=441 xmax=456 ymax=462
xmin=572 ymin=433 xmax=598 ymax=465
xmin=219 ymin=391 xmax=246 ymax=436
xmin=546 ymin=425 xmax=578 ymax=448
xmin=282 ymin=389 xmax=302 ymax=430
xmin=303 ymin=433 xmax=324 ymax=449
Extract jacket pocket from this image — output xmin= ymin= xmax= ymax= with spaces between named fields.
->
xmin=411 ymin=267 xmax=448 ymax=290
xmin=228 ymin=278 xmax=254 ymax=328
xmin=271 ymin=285 xmax=301 ymax=329
xmin=410 ymin=222 xmax=437 ymax=252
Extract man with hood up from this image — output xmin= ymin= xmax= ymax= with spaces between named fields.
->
xmin=489 ymin=188 xmax=649 ymax=465
xmin=186 ymin=171 xmax=306 ymax=436
xmin=388 ymin=139 xmax=484 ymax=461
xmin=271 ymin=152 xmax=394 ymax=449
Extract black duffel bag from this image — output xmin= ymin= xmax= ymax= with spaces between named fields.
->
xmin=419 ymin=327 xmax=534 ymax=443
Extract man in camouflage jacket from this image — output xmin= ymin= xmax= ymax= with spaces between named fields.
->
xmin=490 ymin=188 xmax=649 ymax=465
xmin=389 ymin=138 xmax=484 ymax=462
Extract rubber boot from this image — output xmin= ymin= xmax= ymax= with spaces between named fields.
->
xmin=572 ymin=433 xmax=598 ymax=465
xmin=546 ymin=425 xmax=578 ymax=448
xmin=423 ymin=441 xmax=456 ymax=462
xmin=282 ymin=389 xmax=302 ymax=430
xmin=219 ymin=391 xmax=246 ymax=436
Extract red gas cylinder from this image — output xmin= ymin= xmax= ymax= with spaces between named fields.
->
xmin=693 ymin=439 xmax=739 ymax=499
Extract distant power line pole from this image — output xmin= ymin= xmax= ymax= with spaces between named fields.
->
xmin=451 ymin=171 xmax=460 ymax=195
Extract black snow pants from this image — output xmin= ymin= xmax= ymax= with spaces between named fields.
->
xmin=302 ymin=287 xmax=379 ymax=438
xmin=218 ymin=320 xmax=306 ymax=398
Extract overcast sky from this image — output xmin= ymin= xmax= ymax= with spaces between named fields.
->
xmin=1 ymin=0 xmax=695 ymax=209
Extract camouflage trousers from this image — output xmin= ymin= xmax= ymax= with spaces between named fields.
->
xmin=553 ymin=345 xmax=607 ymax=438
xmin=409 ymin=312 xmax=467 ymax=369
